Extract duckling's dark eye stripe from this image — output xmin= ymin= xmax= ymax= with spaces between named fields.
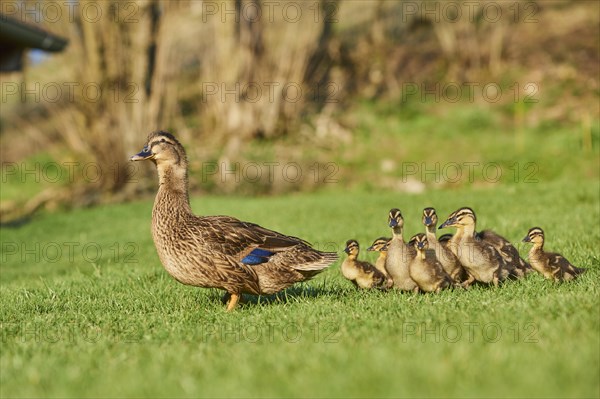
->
xmin=456 ymin=210 xmax=473 ymax=218
xmin=150 ymin=139 xmax=173 ymax=148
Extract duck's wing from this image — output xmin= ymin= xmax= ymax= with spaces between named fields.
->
xmin=195 ymin=215 xmax=317 ymax=265
xmin=357 ymin=260 xmax=387 ymax=288
xmin=356 ymin=259 xmax=377 ymax=275
xmin=438 ymin=233 xmax=453 ymax=246
xmin=477 ymin=229 xmax=531 ymax=273
xmin=547 ymin=252 xmax=585 ymax=276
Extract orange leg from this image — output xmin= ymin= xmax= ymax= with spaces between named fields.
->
xmin=226 ymin=293 xmax=240 ymax=311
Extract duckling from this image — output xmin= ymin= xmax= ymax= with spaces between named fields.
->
xmin=439 ymin=207 xmax=510 ymax=286
xmin=522 ymin=227 xmax=585 ymax=282
xmin=408 ymin=234 xmax=454 ymax=293
xmin=422 ymin=207 xmax=468 ymax=283
xmin=342 ymin=240 xmax=391 ymax=289
xmin=440 ymin=208 xmax=528 ymax=278
xmin=130 ymin=131 xmax=338 ymax=311
xmin=366 ymin=237 xmax=391 ymax=278
xmin=385 ymin=209 xmax=419 ymax=292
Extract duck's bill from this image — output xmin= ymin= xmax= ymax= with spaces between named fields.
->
xmin=521 ymin=236 xmax=531 ymax=243
xmin=438 ymin=220 xmax=451 ymax=229
xmin=130 ymin=147 xmax=153 ymax=161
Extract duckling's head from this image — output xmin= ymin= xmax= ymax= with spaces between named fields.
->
xmin=522 ymin=227 xmax=544 ymax=245
xmin=411 ymin=233 xmax=428 ymax=251
xmin=344 ymin=239 xmax=360 ymax=257
xmin=388 ymin=208 xmax=404 ymax=229
xmin=422 ymin=207 xmax=438 ymax=227
xmin=367 ymin=237 xmax=391 ymax=253
xmin=130 ymin=131 xmax=188 ymax=168
xmin=439 ymin=207 xmax=476 ymax=229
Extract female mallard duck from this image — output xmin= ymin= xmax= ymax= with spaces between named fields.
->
xmin=422 ymin=207 xmax=467 ymax=284
xmin=522 ymin=227 xmax=585 ymax=282
xmin=130 ymin=131 xmax=338 ymax=311
xmin=342 ymin=240 xmax=390 ymax=289
xmin=408 ymin=234 xmax=454 ymax=293
xmin=439 ymin=207 xmax=512 ymax=286
xmin=366 ymin=237 xmax=391 ymax=279
xmin=385 ymin=209 xmax=418 ymax=292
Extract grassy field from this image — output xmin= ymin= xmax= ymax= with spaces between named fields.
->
xmin=1 ymin=178 xmax=599 ymax=398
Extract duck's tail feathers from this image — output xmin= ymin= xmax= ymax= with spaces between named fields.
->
xmin=290 ymin=251 xmax=338 ymax=280
xmin=292 ymin=251 xmax=338 ymax=273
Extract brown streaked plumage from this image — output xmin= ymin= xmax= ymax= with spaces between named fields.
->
xmin=422 ymin=207 xmax=468 ymax=284
xmin=385 ymin=209 xmax=418 ymax=292
xmin=130 ymin=131 xmax=337 ymax=311
xmin=439 ymin=207 xmax=512 ymax=286
xmin=476 ymin=229 xmax=531 ymax=277
xmin=408 ymin=233 xmax=454 ymax=293
xmin=342 ymin=240 xmax=391 ymax=289
xmin=522 ymin=227 xmax=585 ymax=282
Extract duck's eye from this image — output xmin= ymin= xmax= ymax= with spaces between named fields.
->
xmin=160 ymin=138 xmax=166 ymax=143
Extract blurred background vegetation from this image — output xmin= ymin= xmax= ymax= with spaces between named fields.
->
xmin=1 ymin=0 xmax=598 ymax=222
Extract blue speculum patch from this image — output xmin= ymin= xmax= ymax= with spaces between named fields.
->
xmin=242 ymin=248 xmax=275 ymax=265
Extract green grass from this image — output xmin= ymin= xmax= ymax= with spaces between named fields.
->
xmin=1 ymin=179 xmax=599 ymax=398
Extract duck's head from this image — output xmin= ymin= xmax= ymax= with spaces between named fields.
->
xmin=344 ymin=239 xmax=360 ymax=257
xmin=422 ymin=207 xmax=438 ymax=227
xmin=367 ymin=237 xmax=391 ymax=253
xmin=130 ymin=131 xmax=188 ymax=168
xmin=522 ymin=227 xmax=544 ymax=245
xmin=439 ymin=207 xmax=476 ymax=229
xmin=411 ymin=233 xmax=428 ymax=251
xmin=388 ymin=208 xmax=404 ymax=229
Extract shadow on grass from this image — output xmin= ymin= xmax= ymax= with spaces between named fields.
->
xmin=198 ymin=266 xmax=600 ymax=310
xmin=206 ymin=283 xmax=354 ymax=310
xmin=0 ymin=216 xmax=32 ymax=228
